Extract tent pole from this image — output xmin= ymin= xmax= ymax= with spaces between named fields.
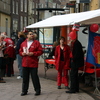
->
xmin=39 ymin=29 xmax=45 ymax=57
xmin=43 ymin=28 xmax=46 ymax=57
xmin=93 ymin=66 xmax=100 ymax=95
xmin=42 ymin=29 xmax=47 ymax=77
xmin=39 ymin=29 xmax=47 ymax=77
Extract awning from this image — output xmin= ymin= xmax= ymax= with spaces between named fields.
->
xmin=26 ymin=9 xmax=100 ymax=29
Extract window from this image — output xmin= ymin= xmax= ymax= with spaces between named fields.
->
xmin=48 ymin=0 xmax=53 ymax=3
xmin=6 ymin=0 xmax=9 ymax=4
xmin=21 ymin=0 xmax=23 ymax=12
xmin=13 ymin=19 xmax=18 ymax=32
xmin=53 ymin=3 xmax=56 ymax=8
xmin=4 ymin=2 xmax=6 ymax=9
xmin=2 ymin=0 xmax=5 ymax=2
xmin=29 ymin=1 xmax=32 ymax=13
xmin=84 ymin=3 xmax=89 ymax=11
xmin=41 ymin=4 xmax=44 ymax=8
xmin=36 ymin=3 xmax=38 ymax=8
xmin=16 ymin=2 xmax=18 ymax=14
xmin=24 ymin=17 xmax=27 ymax=27
xmin=32 ymin=2 xmax=34 ymax=14
xmin=13 ymin=1 xmax=15 ymax=13
xmin=32 ymin=18 xmax=34 ymax=23
xmin=20 ymin=16 xmax=23 ymax=31
xmin=24 ymin=0 xmax=27 ymax=12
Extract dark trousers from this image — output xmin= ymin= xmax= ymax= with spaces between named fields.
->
xmin=70 ymin=67 xmax=79 ymax=92
xmin=6 ymin=57 xmax=14 ymax=77
xmin=22 ymin=67 xmax=41 ymax=93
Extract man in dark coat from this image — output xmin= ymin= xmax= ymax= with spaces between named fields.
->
xmin=66 ymin=32 xmax=84 ymax=93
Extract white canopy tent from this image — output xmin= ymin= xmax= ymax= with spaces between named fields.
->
xmin=26 ymin=9 xmax=100 ymax=28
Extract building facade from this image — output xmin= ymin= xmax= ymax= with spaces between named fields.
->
xmin=69 ymin=0 xmax=100 ymax=13
xmin=10 ymin=0 xmax=28 ymax=38
xmin=0 ymin=0 xmax=11 ymax=37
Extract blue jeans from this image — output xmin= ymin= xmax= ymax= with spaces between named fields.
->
xmin=17 ymin=54 xmax=23 ymax=77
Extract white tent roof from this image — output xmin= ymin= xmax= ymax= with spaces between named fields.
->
xmin=26 ymin=9 xmax=100 ymax=29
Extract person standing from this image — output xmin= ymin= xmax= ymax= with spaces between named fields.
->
xmin=66 ymin=32 xmax=84 ymax=93
xmin=3 ymin=32 xmax=16 ymax=77
xmin=55 ymin=36 xmax=70 ymax=89
xmin=15 ymin=32 xmax=26 ymax=79
xmin=19 ymin=31 xmax=43 ymax=96
xmin=0 ymin=35 xmax=6 ymax=83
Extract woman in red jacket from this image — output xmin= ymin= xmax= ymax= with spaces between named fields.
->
xmin=55 ymin=36 xmax=70 ymax=89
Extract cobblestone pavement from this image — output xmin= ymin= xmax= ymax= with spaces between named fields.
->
xmin=0 ymin=76 xmax=95 ymax=100
xmin=0 ymin=61 xmax=96 ymax=100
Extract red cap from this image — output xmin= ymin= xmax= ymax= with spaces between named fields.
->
xmin=68 ymin=31 xmax=77 ymax=40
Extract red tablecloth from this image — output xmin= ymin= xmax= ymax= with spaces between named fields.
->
xmin=45 ymin=59 xmax=55 ymax=65
xmin=45 ymin=59 xmax=100 ymax=77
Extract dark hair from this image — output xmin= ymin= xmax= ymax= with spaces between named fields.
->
xmin=18 ymin=32 xmax=26 ymax=38
xmin=53 ymin=41 xmax=58 ymax=47
xmin=58 ymin=36 xmax=65 ymax=44
xmin=27 ymin=31 xmax=33 ymax=35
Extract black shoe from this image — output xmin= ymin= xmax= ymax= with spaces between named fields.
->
xmin=0 ymin=80 xmax=6 ymax=83
xmin=76 ymin=90 xmax=79 ymax=93
xmin=58 ymin=86 xmax=61 ymax=89
xmin=65 ymin=91 xmax=76 ymax=93
xmin=21 ymin=92 xmax=27 ymax=96
xmin=65 ymin=86 xmax=70 ymax=89
xmin=7 ymin=75 xmax=11 ymax=77
xmin=35 ymin=92 xmax=40 ymax=96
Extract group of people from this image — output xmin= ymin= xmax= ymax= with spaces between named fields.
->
xmin=0 ymin=30 xmax=84 ymax=96
xmin=45 ymin=34 xmax=84 ymax=94
xmin=0 ymin=32 xmax=16 ymax=83
xmin=55 ymin=35 xmax=84 ymax=93
xmin=16 ymin=31 xmax=84 ymax=95
xmin=0 ymin=31 xmax=43 ymax=96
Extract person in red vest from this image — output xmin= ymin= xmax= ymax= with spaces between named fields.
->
xmin=2 ymin=32 xmax=16 ymax=77
xmin=19 ymin=31 xmax=43 ymax=96
xmin=55 ymin=36 xmax=70 ymax=89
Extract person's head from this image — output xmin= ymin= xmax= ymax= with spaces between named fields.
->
xmin=0 ymin=32 xmax=7 ymax=39
xmin=3 ymin=32 xmax=7 ymax=36
xmin=33 ymin=33 xmax=38 ymax=39
xmin=18 ymin=31 xmax=26 ymax=38
xmin=68 ymin=31 xmax=77 ymax=42
xmin=53 ymin=41 xmax=58 ymax=47
xmin=27 ymin=31 xmax=34 ymax=41
xmin=58 ymin=36 xmax=65 ymax=45
xmin=0 ymin=35 xmax=5 ymax=41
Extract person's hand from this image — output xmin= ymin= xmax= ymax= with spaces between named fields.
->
xmin=22 ymin=52 xmax=27 ymax=56
xmin=14 ymin=46 xmax=16 ymax=48
xmin=0 ymin=46 xmax=2 ymax=50
xmin=27 ymin=52 xmax=34 ymax=56
xmin=53 ymin=56 xmax=55 ymax=59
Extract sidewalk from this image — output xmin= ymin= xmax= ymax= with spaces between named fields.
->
xmin=0 ymin=76 xmax=95 ymax=100
xmin=0 ymin=61 xmax=96 ymax=100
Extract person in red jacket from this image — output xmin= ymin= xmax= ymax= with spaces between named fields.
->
xmin=19 ymin=31 xmax=43 ymax=96
xmin=3 ymin=32 xmax=16 ymax=77
xmin=55 ymin=36 xmax=70 ymax=89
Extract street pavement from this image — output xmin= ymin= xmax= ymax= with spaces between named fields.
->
xmin=0 ymin=61 xmax=95 ymax=100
